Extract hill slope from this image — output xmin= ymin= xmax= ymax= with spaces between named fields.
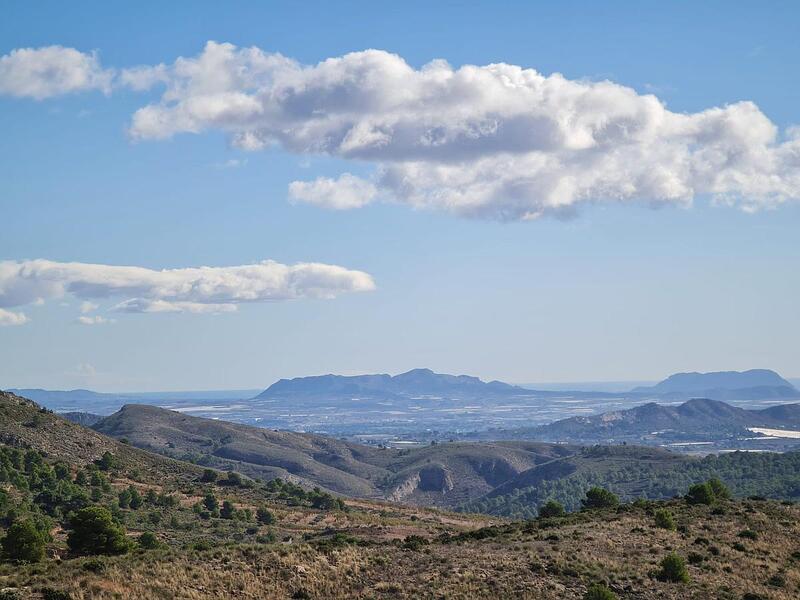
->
xmin=92 ymin=403 xmax=573 ymax=507
xmin=528 ymin=397 xmax=800 ymax=443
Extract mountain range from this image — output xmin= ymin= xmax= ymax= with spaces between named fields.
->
xmin=525 ymin=396 xmax=800 ymax=444
xmin=256 ymin=367 xmax=520 ymax=399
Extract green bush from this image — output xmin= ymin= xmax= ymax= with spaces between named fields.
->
xmin=138 ymin=532 xmax=160 ymax=549
xmin=539 ymin=500 xmax=566 ymax=518
xmin=256 ymin=507 xmax=275 ymax=525
xmin=95 ymin=452 xmax=116 ymax=471
xmin=67 ymin=506 xmax=130 ymax=556
xmin=707 ymin=478 xmax=731 ymax=500
xmin=582 ymin=487 xmax=619 ymax=510
xmin=686 ymin=483 xmax=715 ymax=505
xmin=654 ymin=508 xmax=676 ymax=531
xmin=738 ymin=529 xmax=758 ymax=540
xmin=220 ymin=500 xmax=236 ymax=519
xmin=202 ymin=492 xmax=218 ymax=513
xmin=200 ymin=469 xmax=217 ymax=483
xmin=583 ymin=584 xmax=618 ymax=600
xmin=1 ymin=518 xmax=46 ymax=563
xmin=657 ymin=552 xmax=690 ymax=583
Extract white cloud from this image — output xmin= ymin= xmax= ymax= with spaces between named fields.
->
xmin=0 ymin=308 xmax=28 ymax=326
xmin=0 ymin=46 xmax=113 ymax=99
xmin=289 ymin=173 xmax=378 ymax=209
xmin=121 ymin=42 xmax=800 ymax=220
xmin=80 ymin=301 xmax=99 ymax=314
xmin=0 ymin=258 xmax=375 ymax=321
xmin=77 ymin=315 xmax=114 ymax=325
xmin=5 ymin=41 xmax=799 ymax=220
xmin=118 ymin=64 xmax=169 ymax=91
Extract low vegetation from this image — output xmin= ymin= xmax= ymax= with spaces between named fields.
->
xmin=2 ymin=391 xmax=800 ymax=598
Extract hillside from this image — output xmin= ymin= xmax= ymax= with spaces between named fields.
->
xmin=526 ymin=397 xmax=800 ymax=444
xmin=464 ymin=445 xmax=800 ymax=517
xmin=92 ymin=403 xmax=573 ymax=508
xmin=4 ymin=390 xmax=800 ymax=599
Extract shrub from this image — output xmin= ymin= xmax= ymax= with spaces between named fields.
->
xmin=220 ymin=500 xmax=236 ymax=519
xmin=128 ymin=486 xmax=142 ymax=510
xmin=738 ymin=529 xmax=758 ymax=540
xmin=687 ymin=552 xmax=705 ymax=565
xmin=583 ymin=584 xmax=618 ymax=600
xmin=95 ymin=452 xmax=116 ymax=471
xmin=582 ymin=487 xmax=619 ymax=510
xmin=40 ymin=589 xmax=71 ymax=600
xmin=256 ymin=507 xmax=275 ymax=525
xmin=539 ymin=500 xmax=566 ymax=518
xmin=138 ymin=532 xmax=160 ymax=549
xmin=1 ymin=518 xmax=46 ymax=563
xmin=200 ymin=469 xmax=217 ymax=483
xmin=654 ymin=509 xmax=676 ymax=531
xmin=708 ymin=478 xmax=731 ymax=500
xmin=402 ymin=535 xmax=429 ymax=551
xmin=219 ymin=471 xmax=243 ymax=487
xmin=686 ymin=483 xmax=715 ymax=505
xmin=67 ymin=506 xmax=130 ymax=556
xmin=657 ymin=553 xmax=690 ymax=583
xmin=202 ymin=492 xmax=218 ymax=513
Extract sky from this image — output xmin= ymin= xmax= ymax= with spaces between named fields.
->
xmin=1 ymin=1 xmax=799 ymax=391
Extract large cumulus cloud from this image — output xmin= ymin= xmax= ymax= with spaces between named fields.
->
xmin=0 ymin=258 xmax=375 ymax=324
xmin=3 ymin=41 xmax=799 ymax=220
xmin=123 ymin=42 xmax=800 ymax=220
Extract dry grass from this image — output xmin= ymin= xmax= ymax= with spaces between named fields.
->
xmin=5 ymin=499 xmax=799 ymax=599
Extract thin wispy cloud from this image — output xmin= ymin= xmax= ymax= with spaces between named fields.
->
xmin=2 ymin=42 xmax=800 ymax=220
xmin=0 ymin=258 xmax=375 ymax=324
xmin=76 ymin=315 xmax=115 ymax=325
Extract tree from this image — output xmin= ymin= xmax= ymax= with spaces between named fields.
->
xmin=67 ymin=506 xmax=130 ymax=556
xmin=128 ymin=486 xmax=142 ymax=510
xmin=220 ymin=500 xmax=236 ymax=519
xmin=95 ymin=452 xmax=116 ymax=471
xmin=657 ymin=553 xmax=689 ymax=583
xmin=654 ymin=509 xmax=676 ymax=531
xmin=256 ymin=507 xmax=275 ymax=525
xmin=1 ymin=519 xmax=46 ymax=563
xmin=222 ymin=471 xmax=243 ymax=487
xmin=538 ymin=500 xmax=566 ymax=518
xmin=200 ymin=469 xmax=217 ymax=483
xmin=54 ymin=463 xmax=70 ymax=480
xmin=686 ymin=483 xmax=715 ymax=505
xmin=202 ymin=492 xmax=219 ymax=513
xmin=582 ymin=487 xmax=619 ymax=510
xmin=584 ymin=584 xmax=618 ymax=600
xmin=707 ymin=478 xmax=731 ymax=500
xmin=118 ymin=488 xmax=131 ymax=509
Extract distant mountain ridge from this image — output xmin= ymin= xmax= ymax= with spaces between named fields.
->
xmin=529 ymin=397 xmax=800 ymax=443
xmin=257 ymin=367 xmax=521 ymax=399
xmin=633 ymin=369 xmax=796 ymax=394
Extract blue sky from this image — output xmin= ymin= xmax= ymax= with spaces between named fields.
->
xmin=1 ymin=1 xmax=799 ymax=391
